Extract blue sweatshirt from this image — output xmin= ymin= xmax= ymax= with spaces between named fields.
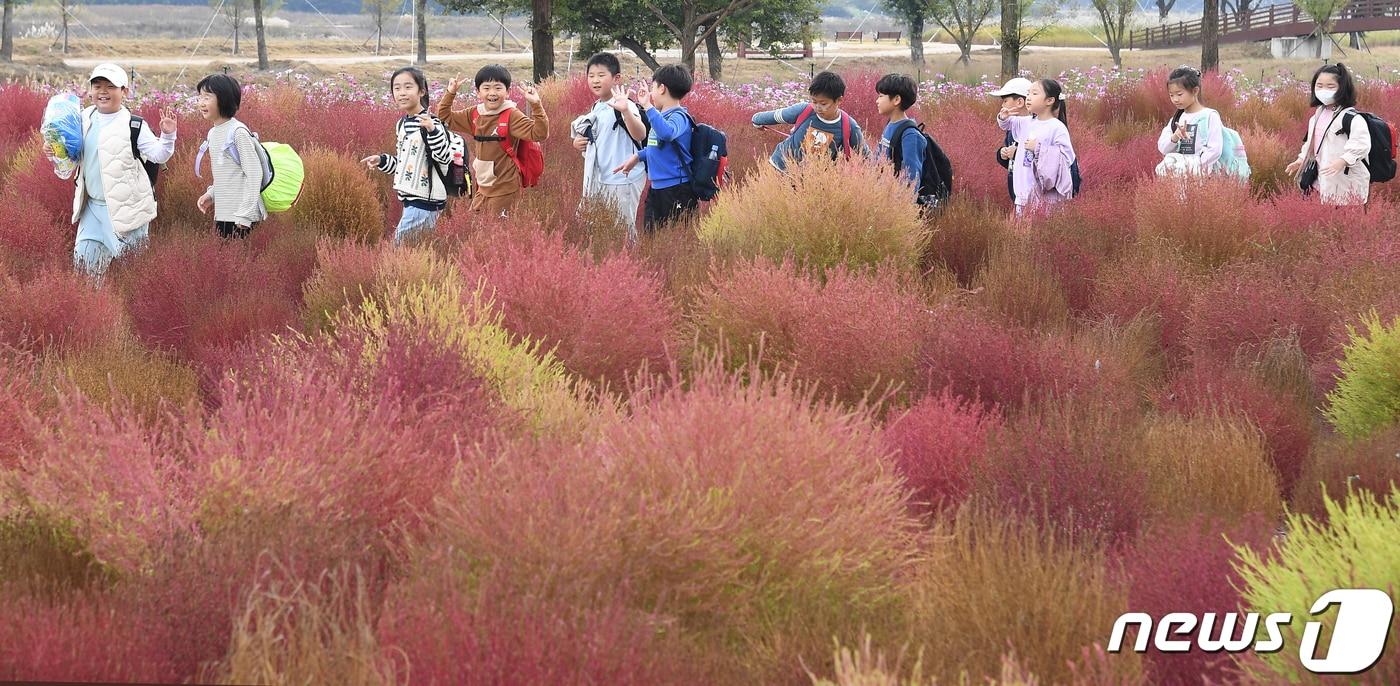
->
xmin=637 ymin=105 xmax=693 ymax=190
xmin=752 ymin=102 xmax=868 ymax=171
xmin=878 ymin=119 xmax=927 ymax=191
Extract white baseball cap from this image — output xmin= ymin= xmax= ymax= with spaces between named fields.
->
xmin=990 ymin=77 xmax=1033 ymax=98
xmin=88 ymin=63 xmax=129 ymax=89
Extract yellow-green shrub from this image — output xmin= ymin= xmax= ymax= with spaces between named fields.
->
xmin=1324 ymin=311 xmax=1400 ymax=438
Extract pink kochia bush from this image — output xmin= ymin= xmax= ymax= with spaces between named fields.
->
xmin=882 ymin=390 xmax=999 ymax=513
xmin=692 ymin=258 xmax=928 ymax=405
xmin=1120 ymin=515 xmax=1277 ymax=686
xmin=0 ymin=268 xmax=125 ymax=356
xmin=456 ymin=222 xmax=678 ymax=390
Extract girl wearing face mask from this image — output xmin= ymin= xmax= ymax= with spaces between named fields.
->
xmin=1285 ymin=63 xmax=1371 ymax=205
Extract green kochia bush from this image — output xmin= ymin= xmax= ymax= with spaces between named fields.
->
xmin=1234 ymin=488 xmax=1400 ymax=685
xmin=1325 ymin=311 xmax=1400 ymax=438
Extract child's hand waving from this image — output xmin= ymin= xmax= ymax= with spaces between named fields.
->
xmin=446 ymin=75 xmax=465 ymax=95
xmin=608 ymin=85 xmax=631 ymax=112
xmin=635 ymin=86 xmax=653 ymax=110
xmin=997 ymin=104 xmax=1015 ymax=121
xmin=521 ymin=82 xmax=542 ymax=106
xmin=159 ymin=106 xmax=177 ymax=135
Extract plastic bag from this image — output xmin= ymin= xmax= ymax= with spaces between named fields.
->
xmin=41 ymin=93 xmax=84 ymax=180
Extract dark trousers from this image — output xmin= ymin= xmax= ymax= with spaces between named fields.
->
xmin=215 ymin=221 xmax=253 ymax=239
xmin=642 ymin=183 xmax=699 ymax=233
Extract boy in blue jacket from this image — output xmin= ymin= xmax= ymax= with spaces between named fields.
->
xmin=614 ymin=64 xmax=696 ymax=233
xmin=875 ymin=73 xmax=927 ymax=197
xmin=751 ymin=70 xmax=868 ymax=170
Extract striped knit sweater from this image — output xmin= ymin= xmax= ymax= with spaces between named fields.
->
xmin=374 ymin=110 xmax=452 ymax=209
xmin=205 ymin=119 xmax=267 ymax=226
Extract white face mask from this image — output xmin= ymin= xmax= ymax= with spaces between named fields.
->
xmin=1315 ymin=88 xmax=1337 ymax=105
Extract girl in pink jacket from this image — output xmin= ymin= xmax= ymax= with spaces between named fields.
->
xmin=996 ymin=78 xmax=1076 ymax=216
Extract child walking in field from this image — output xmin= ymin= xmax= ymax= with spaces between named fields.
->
xmin=194 ymin=73 xmax=265 ymax=239
xmin=995 ymin=78 xmax=1076 ymax=216
xmin=360 ymin=67 xmax=453 ymax=243
xmin=751 ymin=70 xmax=868 ymax=170
xmin=992 ymin=77 xmax=1080 ymax=201
xmin=875 ymin=73 xmax=926 ymax=192
xmin=570 ymin=52 xmax=648 ymax=240
xmin=438 ymin=64 xmax=548 ymax=216
xmin=1155 ymin=66 xmax=1225 ymax=178
xmin=72 ymin=63 xmax=177 ymax=281
xmin=613 ymin=64 xmax=700 ymax=233
xmin=1285 ymin=63 xmax=1372 ymax=206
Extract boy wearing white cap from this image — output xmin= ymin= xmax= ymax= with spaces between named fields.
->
xmin=992 ymin=77 xmax=1080 ymax=201
xmin=73 ymin=63 xmax=177 ymax=280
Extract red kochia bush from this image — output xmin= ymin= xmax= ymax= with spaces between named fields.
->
xmin=1161 ymin=360 xmax=1313 ymax=496
xmin=0 ymin=85 xmax=46 ymax=148
xmin=4 ymin=148 xmax=78 ymax=228
xmin=883 ymin=390 xmax=999 ymax=513
xmin=1184 ymin=261 xmax=1331 ymax=364
xmin=919 ymin=304 xmax=1103 ymax=412
xmin=1120 ymin=515 xmax=1276 ymax=686
xmin=0 ymin=268 xmax=124 ymax=356
xmin=0 ymin=591 xmax=182 ymax=684
xmin=116 ymin=232 xmax=300 ymax=375
xmin=976 ymin=400 xmax=1150 ymax=545
xmin=0 ymin=194 xmax=70 ymax=279
xmin=457 ymin=223 xmax=678 ymax=390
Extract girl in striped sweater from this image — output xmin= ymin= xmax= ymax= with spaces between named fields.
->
xmin=361 ymin=67 xmax=453 ymax=243
xmin=195 ymin=74 xmax=265 ymax=239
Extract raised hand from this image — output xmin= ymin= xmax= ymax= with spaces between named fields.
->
xmin=635 ymin=86 xmax=652 ymax=110
xmin=608 ymin=85 xmax=631 ymax=112
xmin=446 ymin=75 xmax=465 ymax=95
xmin=159 ymin=106 xmax=177 ymax=135
xmin=998 ymin=104 xmax=1016 ymax=121
xmin=521 ymin=82 xmax=542 ymax=106
xmin=416 ymin=113 xmax=436 ymax=132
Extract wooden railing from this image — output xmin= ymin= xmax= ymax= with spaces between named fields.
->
xmin=1129 ymin=0 xmax=1400 ymax=49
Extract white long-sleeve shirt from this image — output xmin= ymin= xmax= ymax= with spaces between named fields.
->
xmin=1157 ymin=107 xmax=1224 ymax=172
xmin=1295 ymin=106 xmax=1372 ymax=205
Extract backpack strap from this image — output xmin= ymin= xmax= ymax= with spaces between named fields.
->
xmin=889 ymin=119 xmax=919 ymax=168
xmin=1170 ymin=109 xmax=1184 ymax=129
xmin=418 ymin=122 xmax=442 ymax=197
xmin=840 ymin=112 xmax=853 ymax=161
xmin=668 ymin=109 xmax=696 ymax=182
xmin=1339 ymin=110 xmax=1356 ymax=137
xmin=128 ymin=114 xmax=145 ymax=163
xmin=791 ymin=104 xmax=815 ymax=131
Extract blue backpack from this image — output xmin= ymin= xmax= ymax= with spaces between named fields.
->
xmin=1171 ymin=109 xmax=1250 ymax=181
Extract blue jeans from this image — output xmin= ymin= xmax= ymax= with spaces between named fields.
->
xmin=395 ymin=205 xmax=443 ymax=244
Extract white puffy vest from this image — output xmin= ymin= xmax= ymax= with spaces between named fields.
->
xmin=71 ymin=107 xmax=158 ymax=235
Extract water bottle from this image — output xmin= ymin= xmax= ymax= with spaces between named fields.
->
xmin=707 ymin=144 xmax=719 ymax=161
xmin=450 ymin=149 xmax=467 ymax=189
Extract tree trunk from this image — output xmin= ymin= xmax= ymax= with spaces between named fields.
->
xmin=617 ymin=36 xmax=662 ymax=71
xmin=1000 ymin=0 xmax=1019 ymax=80
xmin=680 ymin=32 xmax=698 ymax=73
xmin=531 ymin=0 xmax=553 ymax=82
xmin=2 ymin=0 xmax=15 ymax=63
xmin=909 ymin=13 xmax=925 ymax=65
xmin=61 ymin=1 xmax=69 ymax=54
xmin=253 ymin=0 xmax=268 ymax=70
xmin=1201 ymin=0 xmax=1219 ymax=72
xmin=705 ymin=25 xmax=722 ymax=81
xmin=233 ymin=3 xmax=241 ymax=55
xmin=414 ymin=0 xmax=427 ymax=65
xmin=958 ymin=36 xmax=972 ymax=65
xmin=1110 ymin=44 xmax=1122 ymax=68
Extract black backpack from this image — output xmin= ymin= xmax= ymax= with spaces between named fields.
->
xmin=890 ymin=120 xmax=954 ymax=207
xmin=1339 ymin=110 xmax=1398 ymax=183
xmin=672 ymin=110 xmax=729 ymax=202
xmin=127 ymin=114 xmax=161 ymax=187
xmin=613 ymin=99 xmax=651 ymax=150
xmin=419 ymin=124 xmax=470 ymax=198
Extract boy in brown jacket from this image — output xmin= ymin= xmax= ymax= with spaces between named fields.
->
xmin=438 ymin=64 xmax=548 ymax=215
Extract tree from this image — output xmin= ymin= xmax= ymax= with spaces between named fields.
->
xmin=715 ymin=0 xmax=820 ymax=79
xmin=999 ymin=0 xmax=1059 ymax=80
xmin=52 ymin=0 xmax=77 ymax=54
xmin=1090 ymin=0 xmax=1136 ymax=68
xmin=929 ymin=0 xmax=998 ymax=66
xmin=1154 ymin=0 xmax=1175 ymax=21
xmin=641 ymin=0 xmax=765 ymax=73
xmin=2 ymin=0 xmax=22 ymax=62
xmin=1292 ymin=0 xmax=1348 ymax=57
xmin=531 ymin=0 xmax=553 ymax=81
xmin=882 ymin=0 xmax=928 ymax=66
xmin=363 ymin=0 xmax=397 ymax=54
xmin=1201 ymin=0 xmax=1218 ymax=71
xmin=252 ymin=0 xmax=268 ymax=69
xmin=415 ymin=0 xmax=427 ymax=64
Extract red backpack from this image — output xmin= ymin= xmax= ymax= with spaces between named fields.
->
xmin=469 ymin=107 xmax=544 ymax=188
